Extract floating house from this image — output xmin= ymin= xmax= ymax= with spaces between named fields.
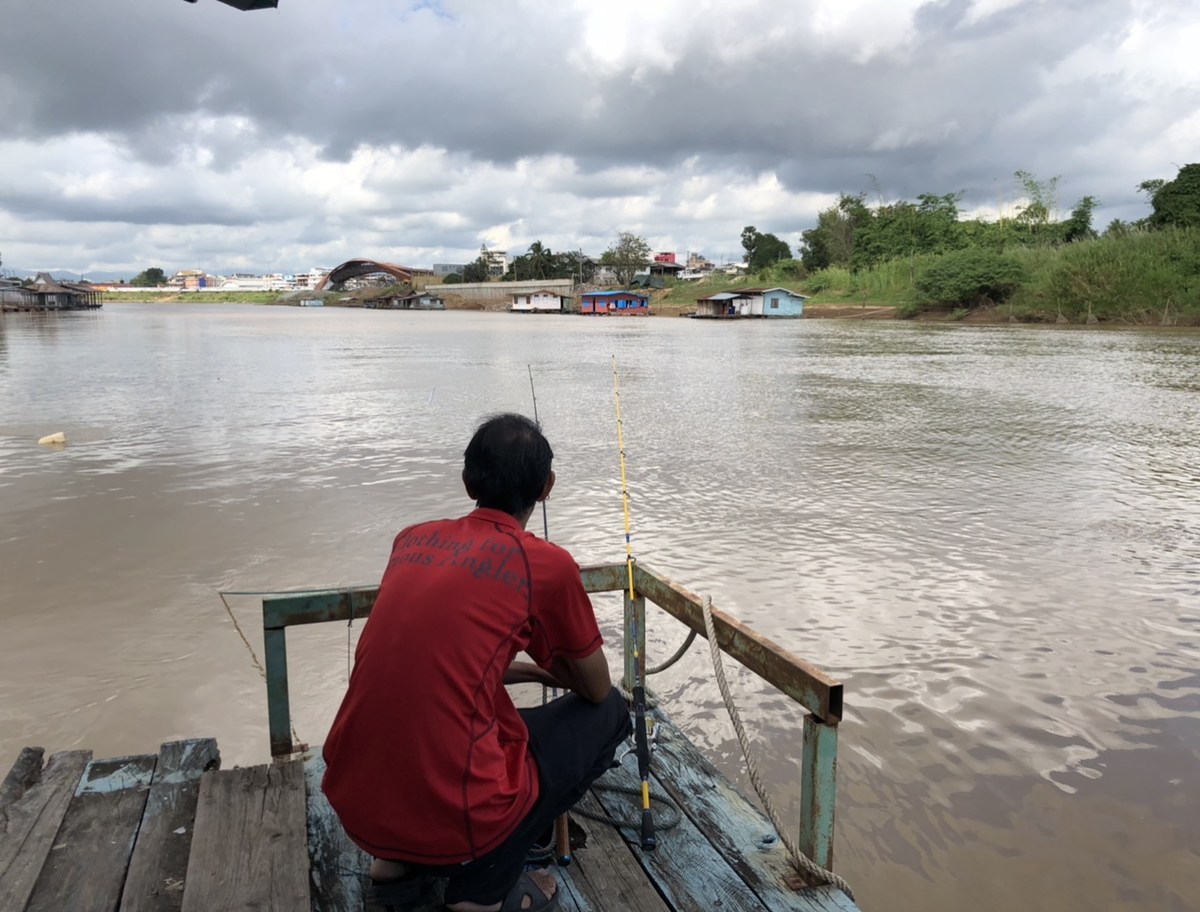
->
xmin=580 ymin=290 xmax=651 ymax=316
xmin=694 ymin=287 xmax=806 ymax=319
xmin=376 ymin=290 xmax=445 ymax=310
xmin=5 ymin=273 xmax=104 ymax=312
xmin=509 ymin=288 xmax=571 ymax=313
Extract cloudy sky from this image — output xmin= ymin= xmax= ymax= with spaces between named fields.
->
xmin=2 ymin=0 xmax=1197 ymax=277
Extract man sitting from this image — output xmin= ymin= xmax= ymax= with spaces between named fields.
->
xmin=323 ymin=413 xmax=631 ymax=911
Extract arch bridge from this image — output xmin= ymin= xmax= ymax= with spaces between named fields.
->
xmin=316 ymin=259 xmax=415 ymax=291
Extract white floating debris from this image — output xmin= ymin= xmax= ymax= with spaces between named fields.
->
xmin=173 ymin=826 xmax=187 ymax=835
xmin=38 ymin=432 xmax=67 ymax=446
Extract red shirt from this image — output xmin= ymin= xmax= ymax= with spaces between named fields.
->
xmin=322 ymin=508 xmax=603 ymax=863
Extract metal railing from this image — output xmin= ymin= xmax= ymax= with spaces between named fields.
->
xmin=260 ymin=561 xmax=844 ymax=869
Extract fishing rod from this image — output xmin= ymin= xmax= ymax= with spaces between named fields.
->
xmin=528 ymin=365 xmax=573 ymax=868
xmin=527 ymin=365 xmax=550 ymax=545
xmin=612 ymin=355 xmax=656 ymax=851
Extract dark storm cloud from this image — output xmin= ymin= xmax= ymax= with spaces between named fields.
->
xmin=0 ymin=188 xmax=263 ymax=227
xmin=1 ymin=0 xmax=1196 ymax=270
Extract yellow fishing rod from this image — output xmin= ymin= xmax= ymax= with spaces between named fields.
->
xmin=612 ymin=356 xmax=656 ymax=850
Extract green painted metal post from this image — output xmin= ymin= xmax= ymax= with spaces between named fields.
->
xmin=263 ymin=626 xmax=293 ymax=757
xmin=799 ymin=713 xmax=838 ymax=870
xmin=623 ymin=590 xmax=646 ymax=687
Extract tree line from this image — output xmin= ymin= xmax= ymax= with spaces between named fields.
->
xmin=791 ymin=163 xmax=1200 ymax=319
xmin=796 ymin=164 xmax=1199 ymax=273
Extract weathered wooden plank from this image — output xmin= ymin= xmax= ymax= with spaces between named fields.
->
xmin=303 ymin=753 xmax=369 ymax=912
xmin=120 ymin=739 xmax=220 ymax=912
xmin=25 ymin=753 xmax=157 ymax=912
xmin=554 ymin=865 xmax=596 ymax=912
xmin=590 ymin=759 xmax=772 ymax=912
xmin=181 ymin=761 xmax=309 ymax=912
xmin=1 ymin=748 xmax=46 ymax=810
xmin=0 ymin=749 xmax=93 ymax=912
xmin=797 ymin=886 xmax=860 ymax=911
xmin=646 ymin=711 xmax=856 ymax=912
xmin=569 ymin=794 xmax=671 ymax=912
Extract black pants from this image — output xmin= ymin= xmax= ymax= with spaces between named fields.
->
xmin=428 ymin=687 xmax=630 ymax=905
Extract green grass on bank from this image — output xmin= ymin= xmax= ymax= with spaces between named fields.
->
xmin=1004 ymin=229 xmax=1200 ymax=322
xmin=106 ymin=291 xmax=287 ymax=304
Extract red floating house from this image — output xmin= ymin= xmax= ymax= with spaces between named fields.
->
xmin=579 ymin=290 xmax=651 ymax=316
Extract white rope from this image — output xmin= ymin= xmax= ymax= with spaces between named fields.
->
xmin=699 ymin=595 xmax=856 ymax=901
xmin=646 ymin=629 xmax=697 ymax=676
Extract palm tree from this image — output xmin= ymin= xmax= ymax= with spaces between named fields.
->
xmin=527 ymin=241 xmax=552 ymax=281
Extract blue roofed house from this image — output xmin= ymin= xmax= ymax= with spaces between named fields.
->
xmin=694 ymin=287 xmax=805 ymax=318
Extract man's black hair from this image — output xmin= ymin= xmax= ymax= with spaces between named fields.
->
xmin=463 ymin=413 xmax=553 ymax=517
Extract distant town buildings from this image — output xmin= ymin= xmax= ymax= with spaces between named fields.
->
xmin=480 ymin=246 xmax=508 ymax=278
xmin=12 ymin=247 xmax=737 ymax=297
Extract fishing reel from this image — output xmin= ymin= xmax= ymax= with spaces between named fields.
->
xmin=613 ymin=716 xmax=658 ymax=768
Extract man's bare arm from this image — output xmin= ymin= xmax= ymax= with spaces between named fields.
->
xmin=504 ymin=660 xmax=562 ymax=688
xmin=547 ymin=648 xmax=613 ymax=704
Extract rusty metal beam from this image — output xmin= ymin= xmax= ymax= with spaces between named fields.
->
xmin=261 ymin=588 xmax=377 ymax=630
xmin=631 ymin=564 xmax=842 ymax=722
xmin=578 ymin=563 xmax=628 ymax=594
xmin=800 ymin=713 xmax=839 ymax=869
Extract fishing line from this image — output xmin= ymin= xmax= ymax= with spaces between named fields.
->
xmin=527 ymin=364 xmax=572 ymax=866
xmin=527 ymin=365 xmax=549 ymax=543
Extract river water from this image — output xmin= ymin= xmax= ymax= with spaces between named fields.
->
xmin=1 ymin=303 xmax=1197 ymax=910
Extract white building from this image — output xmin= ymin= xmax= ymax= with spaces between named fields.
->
xmin=219 ymin=275 xmax=272 ymax=291
xmin=481 ymin=247 xmax=508 ymax=278
xmin=510 ymin=289 xmax=570 ymax=313
xmin=298 ymin=267 xmax=330 ymax=289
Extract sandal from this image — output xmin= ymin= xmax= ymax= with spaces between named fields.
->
xmin=499 ymin=870 xmax=559 ymax=912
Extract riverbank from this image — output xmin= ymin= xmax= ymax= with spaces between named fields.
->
xmin=98 ymin=292 xmax=1200 ymax=326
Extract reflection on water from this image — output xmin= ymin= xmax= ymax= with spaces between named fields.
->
xmin=1 ymin=304 xmax=1198 ymax=910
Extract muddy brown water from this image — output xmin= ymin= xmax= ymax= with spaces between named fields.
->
xmin=2 ymin=304 xmax=1198 ymax=910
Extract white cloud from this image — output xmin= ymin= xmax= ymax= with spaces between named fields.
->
xmin=0 ymin=0 xmax=1197 ymax=274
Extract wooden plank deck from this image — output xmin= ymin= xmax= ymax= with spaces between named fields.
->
xmin=1 ymin=724 xmax=859 ymax=912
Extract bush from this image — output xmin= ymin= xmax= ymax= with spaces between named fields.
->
xmin=915 ymin=249 xmax=1027 ymax=307
xmin=1004 ymin=227 xmax=1200 ymax=323
xmin=895 ymin=302 xmax=922 ymax=319
xmin=765 ymin=258 xmax=806 ymax=280
xmin=803 ymin=267 xmax=851 ymax=295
